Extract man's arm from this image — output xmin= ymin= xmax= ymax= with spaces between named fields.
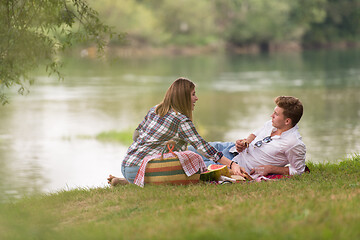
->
xmin=250 ymin=165 xmax=289 ymax=175
xmin=286 ymin=143 xmax=306 ymax=175
xmin=235 ymin=134 xmax=256 ymax=152
xmin=251 ymin=143 xmax=306 ymax=176
xmin=246 ymin=134 xmax=256 ymax=143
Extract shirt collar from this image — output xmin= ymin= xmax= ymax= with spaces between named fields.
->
xmin=271 ymin=124 xmax=298 ymax=138
xmin=279 ymin=124 xmax=298 ymax=137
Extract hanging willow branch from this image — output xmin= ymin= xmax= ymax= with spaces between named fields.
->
xmin=0 ymin=0 xmax=122 ymax=105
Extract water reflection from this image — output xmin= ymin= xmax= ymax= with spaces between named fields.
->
xmin=0 ymin=49 xmax=359 ymax=198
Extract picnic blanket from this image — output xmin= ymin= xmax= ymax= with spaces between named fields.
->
xmin=253 ymin=174 xmax=290 ymax=182
xmin=206 ymin=174 xmax=290 ymax=185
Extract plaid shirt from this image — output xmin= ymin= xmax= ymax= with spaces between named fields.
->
xmin=122 ymin=106 xmax=223 ymax=167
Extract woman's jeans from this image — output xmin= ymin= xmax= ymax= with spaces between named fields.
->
xmin=187 ymin=142 xmax=236 ymax=167
xmin=121 ymin=164 xmax=140 ymax=184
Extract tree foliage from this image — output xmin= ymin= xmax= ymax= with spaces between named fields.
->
xmin=303 ymin=0 xmax=360 ymax=44
xmin=0 ymin=0 xmax=120 ymax=104
xmin=1 ymin=0 xmax=358 ymax=104
xmin=89 ymin=0 xmax=358 ymax=48
xmin=215 ymin=0 xmax=327 ymax=46
xmin=89 ymin=0 xmax=219 ymax=46
xmin=89 ymin=0 xmax=168 ymax=46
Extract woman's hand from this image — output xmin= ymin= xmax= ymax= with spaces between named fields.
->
xmin=231 ymin=162 xmax=247 ymax=177
xmin=218 ymin=156 xmax=248 ymax=178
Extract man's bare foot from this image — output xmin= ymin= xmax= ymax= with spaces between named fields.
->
xmin=107 ymin=175 xmax=129 ymax=186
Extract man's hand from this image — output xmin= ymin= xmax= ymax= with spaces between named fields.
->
xmin=235 ymin=139 xmax=249 ymax=152
xmin=250 ymin=165 xmax=270 ymax=176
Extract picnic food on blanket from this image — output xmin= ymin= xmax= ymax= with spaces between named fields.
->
xmin=241 ymin=171 xmax=253 ymax=181
xmin=200 ymin=164 xmax=253 ymax=182
xmin=200 ymin=164 xmax=231 ymax=181
xmin=230 ymin=174 xmax=246 ymax=182
xmin=219 ymin=175 xmax=237 ymax=183
xmin=207 ymin=164 xmax=231 ymax=172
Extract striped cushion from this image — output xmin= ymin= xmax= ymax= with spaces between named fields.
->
xmin=144 ymin=156 xmax=200 ymax=185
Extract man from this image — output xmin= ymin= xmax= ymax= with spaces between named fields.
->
xmin=189 ymin=96 xmax=307 ymax=177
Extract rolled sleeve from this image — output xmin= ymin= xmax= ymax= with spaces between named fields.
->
xmin=286 ymin=143 xmax=306 ymax=175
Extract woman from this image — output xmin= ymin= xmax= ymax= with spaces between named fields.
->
xmin=108 ymin=77 xmax=245 ymax=185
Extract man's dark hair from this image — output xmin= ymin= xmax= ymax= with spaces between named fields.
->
xmin=275 ymin=96 xmax=303 ymax=126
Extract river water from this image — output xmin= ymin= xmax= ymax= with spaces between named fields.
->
xmin=0 ymin=49 xmax=359 ymax=199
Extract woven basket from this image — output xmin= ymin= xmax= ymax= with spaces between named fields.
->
xmin=144 ymin=141 xmax=200 ymax=185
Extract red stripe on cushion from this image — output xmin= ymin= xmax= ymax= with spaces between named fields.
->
xmin=146 ymin=165 xmax=183 ymax=173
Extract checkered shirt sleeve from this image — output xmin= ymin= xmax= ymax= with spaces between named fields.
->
xmin=178 ymin=119 xmax=223 ymax=162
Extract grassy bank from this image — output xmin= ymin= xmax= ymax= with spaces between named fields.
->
xmin=1 ymin=155 xmax=359 ymax=240
xmin=76 ymin=129 xmax=134 ymax=146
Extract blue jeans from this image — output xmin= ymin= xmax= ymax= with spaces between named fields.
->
xmin=188 ymin=142 xmax=236 ymax=167
xmin=121 ymin=164 xmax=140 ymax=184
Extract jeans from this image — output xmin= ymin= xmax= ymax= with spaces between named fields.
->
xmin=121 ymin=164 xmax=140 ymax=184
xmin=187 ymin=142 xmax=237 ymax=167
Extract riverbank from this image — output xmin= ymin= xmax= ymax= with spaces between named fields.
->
xmin=73 ymin=41 xmax=360 ymax=59
xmin=1 ymin=155 xmax=359 ymax=240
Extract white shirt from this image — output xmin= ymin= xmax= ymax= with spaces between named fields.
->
xmin=231 ymin=120 xmax=306 ymax=175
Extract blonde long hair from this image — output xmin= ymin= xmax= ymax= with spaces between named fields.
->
xmin=156 ymin=77 xmax=195 ymax=120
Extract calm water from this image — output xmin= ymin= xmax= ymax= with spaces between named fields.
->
xmin=1 ymin=49 xmax=359 ymax=199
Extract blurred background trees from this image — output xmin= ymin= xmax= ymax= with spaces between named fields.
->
xmin=303 ymin=0 xmax=360 ymax=47
xmin=89 ymin=0 xmax=359 ymax=49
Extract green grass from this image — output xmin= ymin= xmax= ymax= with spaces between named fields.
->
xmin=1 ymin=155 xmax=359 ymax=240
xmin=76 ymin=129 xmax=134 ymax=146
xmin=95 ymin=130 xmax=134 ymax=145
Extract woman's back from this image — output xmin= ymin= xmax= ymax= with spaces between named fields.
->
xmin=122 ymin=107 xmax=190 ymax=167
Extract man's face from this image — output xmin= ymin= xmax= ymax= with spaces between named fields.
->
xmin=271 ymin=106 xmax=289 ymax=129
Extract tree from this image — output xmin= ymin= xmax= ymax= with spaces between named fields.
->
xmin=303 ymin=0 xmax=360 ymax=45
xmin=0 ymin=0 xmax=121 ymax=104
xmin=213 ymin=0 xmax=327 ymax=50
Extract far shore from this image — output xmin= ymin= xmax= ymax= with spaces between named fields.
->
xmin=73 ymin=41 xmax=360 ymax=59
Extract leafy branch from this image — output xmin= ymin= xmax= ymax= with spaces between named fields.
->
xmin=0 ymin=0 xmax=123 ymax=105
